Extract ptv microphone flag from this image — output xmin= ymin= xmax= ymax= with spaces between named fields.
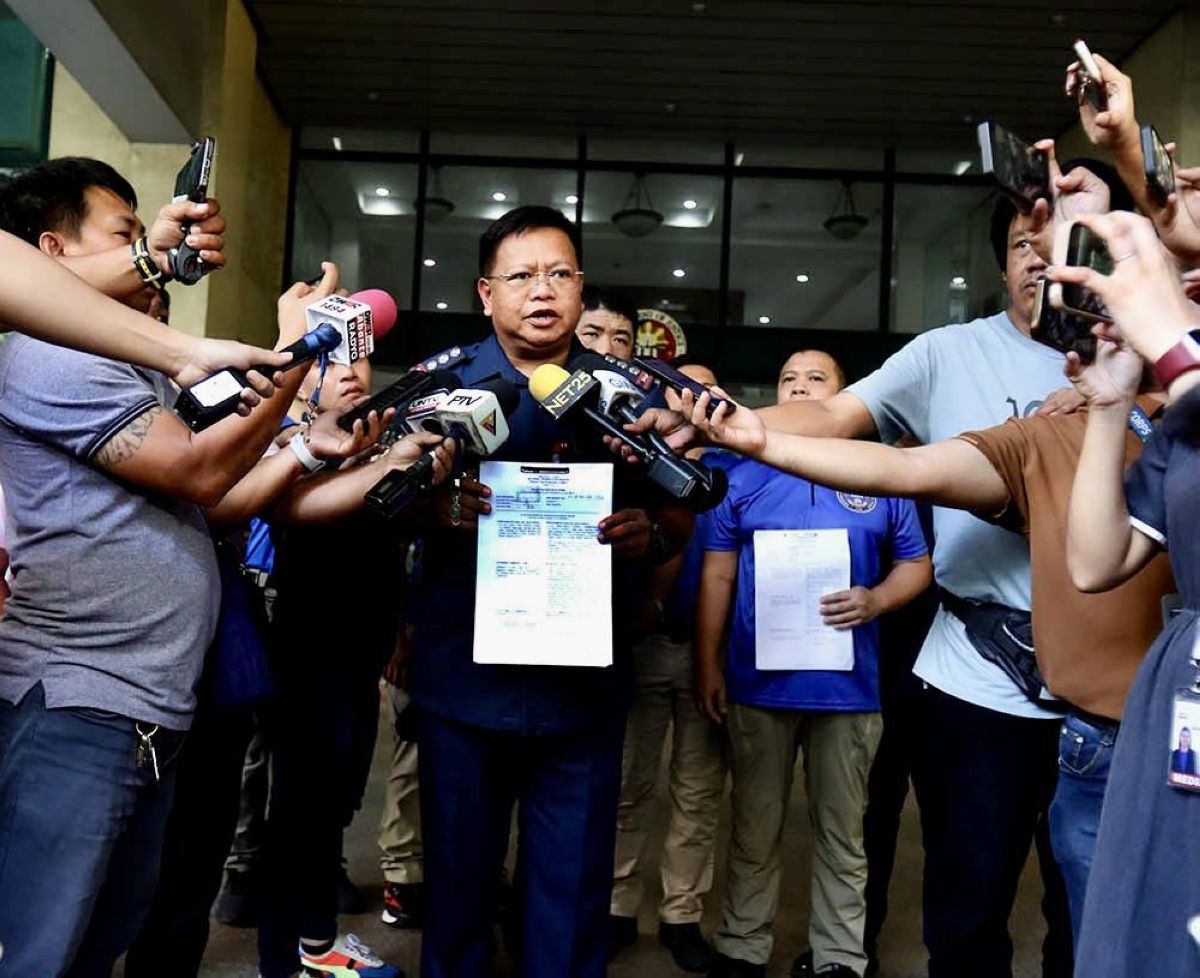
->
xmin=305 ymin=294 xmax=375 ymax=365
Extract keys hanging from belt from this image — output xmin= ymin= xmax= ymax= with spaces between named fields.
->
xmin=135 ymin=722 xmax=160 ymax=782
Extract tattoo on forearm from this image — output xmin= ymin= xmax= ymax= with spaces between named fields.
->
xmin=96 ymin=405 xmax=162 ymax=468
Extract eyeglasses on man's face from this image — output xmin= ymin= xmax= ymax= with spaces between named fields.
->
xmin=483 ymin=267 xmax=585 ymax=294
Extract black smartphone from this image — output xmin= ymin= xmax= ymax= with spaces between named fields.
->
xmin=977 ymin=121 xmax=1050 ymax=212
xmin=1031 ymin=279 xmax=1097 ymax=362
xmin=170 ymin=137 xmax=216 ymax=286
xmin=1142 ymin=123 xmax=1175 ymax=206
xmin=1048 ymin=221 xmax=1113 ymax=323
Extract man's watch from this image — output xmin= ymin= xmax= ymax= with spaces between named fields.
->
xmin=1154 ymin=329 xmax=1200 ymax=389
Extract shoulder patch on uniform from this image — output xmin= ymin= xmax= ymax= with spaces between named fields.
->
xmin=836 ymin=492 xmax=878 ymax=514
xmin=410 ymin=344 xmax=470 ymax=373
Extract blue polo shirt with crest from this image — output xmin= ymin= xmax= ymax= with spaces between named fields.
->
xmin=703 ymin=458 xmax=927 ymax=712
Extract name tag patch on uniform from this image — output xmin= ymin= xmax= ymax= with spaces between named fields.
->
xmin=836 ymin=492 xmax=877 ymax=514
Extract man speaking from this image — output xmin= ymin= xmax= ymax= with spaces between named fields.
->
xmin=409 ymin=205 xmax=692 ymax=978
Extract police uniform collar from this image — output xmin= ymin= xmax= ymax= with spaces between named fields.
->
xmin=475 ymin=333 xmax=586 ymax=387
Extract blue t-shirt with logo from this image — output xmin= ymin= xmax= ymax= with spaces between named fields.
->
xmin=703 ymin=458 xmax=928 ymax=711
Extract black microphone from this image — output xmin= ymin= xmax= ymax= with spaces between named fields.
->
xmin=529 ymin=362 xmax=727 ymax=512
xmin=363 ymin=378 xmax=520 ymax=520
xmin=572 ymin=350 xmax=735 ymax=417
xmin=337 ymin=368 xmax=460 ymax=433
xmin=175 ymin=324 xmax=342 ymax=432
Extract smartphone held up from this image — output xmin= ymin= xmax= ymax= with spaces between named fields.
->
xmin=977 ymin=121 xmax=1051 ymax=212
xmin=170 ymin=137 xmax=216 ymax=287
xmin=1044 ymin=221 xmax=1114 ymax=349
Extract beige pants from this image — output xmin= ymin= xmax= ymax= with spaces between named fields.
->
xmin=377 ymin=683 xmax=423 ymax=884
xmin=611 ymin=634 xmax=728 ymax=923
xmin=715 ymin=702 xmax=882 ymax=971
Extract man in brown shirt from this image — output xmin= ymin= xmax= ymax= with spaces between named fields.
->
xmin=666 ymin=383 xmax=1174 ymax=949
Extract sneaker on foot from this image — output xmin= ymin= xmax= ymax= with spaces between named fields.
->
xmin=299 ymin=933 xmax=403 ymax=977
xmin=213 ymin=869 xmax=259 ymax=928
xmin=381 ymin=881 xmax=423 ymax=929
xmin=337 ymin=865 xmax=367 ymax=915
xmin=791 ymin=949 xmax=861 ymax=977
xmin=658 ymin=921 xmax=717 ymax=973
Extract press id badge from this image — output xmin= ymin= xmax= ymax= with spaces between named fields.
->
xmin=1168 ymin=630 xmax=1200 ymax=792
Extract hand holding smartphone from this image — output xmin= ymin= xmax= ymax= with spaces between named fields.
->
xmin=1141 ymin=124 xmax=1175 ymax=207
xmin=1073 ymin=39 xmax=1108 ymax=113
xmin=977 ymin=121 xmax=1051 ymax=212
xmin=170 ymin=137 xmax=216 ymax=286
xmin=1031 ymin=278 xmax=1097 ymax=362
xmin=1047 ymin=220 xmax=1113 ymax=327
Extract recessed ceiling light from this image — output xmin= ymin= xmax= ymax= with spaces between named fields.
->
xmin=682 ymin=199 xmax=698 ymax=210
xmin=331 ymin=136 xmax=343 ymax=151
xmin=374 ymin=187 xmax=390 ymax=197
xmin=565 ymin=194 xmax=579 ymax=204
xmin=367 ymin=90 xmax=380 ymax=101
xmin=435 ymin=301 xmax=448 ymax=310
xmin=796 ymin=273 xmax=810 ymax=283
xmin=951 ymin=275 xmax=967 ymax=287
xmin=954 ymin=160 xmax=973 ymax=176
xmin=672 ymin=268 xmax=686 ymax=278
xmin=664 ymin=102 xmax=677 ymax=113
xmin=759 ymin=315 xmax=772 ymax=325
xmin=423 ymin=258 xmax=437 ymax=267
xmin=492 ymin=191 xmax=507 ymax=202
xmin=692 ymin=1 xmax=707 ymax=11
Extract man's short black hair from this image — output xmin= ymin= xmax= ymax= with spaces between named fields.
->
xmin=478 ymin=205 xmax=580 ymax=277
xmin=0 ymin=157 xmax=138 ymax=246
xmin=581 ymin=283 xmax=638 ymax=329
xmin=988 ymin=157 xmax=1138 ymax=272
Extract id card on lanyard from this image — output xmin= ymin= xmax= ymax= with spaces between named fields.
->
xmin=1168 ymin=630 xmax=1200 ymax=792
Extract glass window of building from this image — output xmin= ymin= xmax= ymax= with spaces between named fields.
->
xmin=291 ymin=161 xmax=418 ymax=306
xmin=730 ymin=177 xmax=884 ymax=330
xmin=890 ymin=184 xmax=1001 ymax=334
xmin=419 ymin=166 xmax=579 ymax=312
xmin=587 ymin=136 xmax=724 ymax=165
xmin=581 ymin=170 xmax=724 ymax=328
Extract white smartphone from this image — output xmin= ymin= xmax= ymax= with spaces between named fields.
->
xmin=1073 ymin=39 xmax=1107 ymax=111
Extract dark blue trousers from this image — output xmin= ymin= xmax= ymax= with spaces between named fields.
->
xmin=417 ymin=708 xmax=625 ymax=978
xmin=0 ymin=683 xmax=185 ymax=977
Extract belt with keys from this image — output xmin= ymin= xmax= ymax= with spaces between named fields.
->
xmin=135 ymin=722 xmax=160 ymax=782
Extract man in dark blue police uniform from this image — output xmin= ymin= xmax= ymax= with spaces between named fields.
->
xmin=408 ymin=205 xmax=693 ymax=978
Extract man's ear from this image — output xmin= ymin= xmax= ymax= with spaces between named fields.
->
xmin=37 ymin=231 xmax=67 ymax=258
xmin=478 ymin=278 xmax=493 ymax=316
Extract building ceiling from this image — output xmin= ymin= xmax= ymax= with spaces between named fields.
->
xmin=246 ymin=0 xmax=1180 ymax=153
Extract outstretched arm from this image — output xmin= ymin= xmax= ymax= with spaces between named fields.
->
xmin=753 ymin=432 xmax=1009 ymax=513
xmin=0 ymin=229 xmax=288 ymax=388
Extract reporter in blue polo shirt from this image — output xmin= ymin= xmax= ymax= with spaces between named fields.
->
xmin=697 ymin=351 xmax=931 ymax=978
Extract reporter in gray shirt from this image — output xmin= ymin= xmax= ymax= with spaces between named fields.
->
xmin=0 ymin=157 xmax=317 ymax=975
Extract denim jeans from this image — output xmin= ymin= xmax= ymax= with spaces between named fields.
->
xmin=0 ymin=682 xmax=185 ymax=977
xmin=1048 ymin=709 xmax=1118 ymax=947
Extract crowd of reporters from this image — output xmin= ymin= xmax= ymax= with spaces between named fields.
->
xmin=0 ymin=43 xmax=1196 ymax=978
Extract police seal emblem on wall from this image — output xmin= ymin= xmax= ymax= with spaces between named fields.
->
xmin=635 ymin=309 xmax=688 ymax=360
xmin=836 ymin=492 xmax=878 ymax=514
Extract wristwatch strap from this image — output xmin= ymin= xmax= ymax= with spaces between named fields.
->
xmin=1154 ymin=330 xmax=1200 ymax=389
xmin=288 ymin=432 xmax=324 ymax=473
xmin=131 ymin=236 xmax=167 ymax=291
